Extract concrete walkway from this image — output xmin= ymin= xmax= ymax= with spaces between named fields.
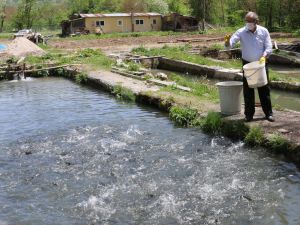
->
xmin=88 ymin=70 xmax=160 ymax=94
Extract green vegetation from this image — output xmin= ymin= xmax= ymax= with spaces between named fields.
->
xmin=75 ymin=73 xmax=88 ymax=84
xmin=222 ymin=120 xmax=249 ymax=140
xmin=200 ymin=112 xmax=223 ymax=134
xmin=266 ymin=133 xmax=290 ymax=153
xmin=132 ymin=45 xmax=242 ymax=69
xmin=244 ymin=126 xmax=265 ymax=146
xmin=59 ymin=31 xmax=200 ymax=41
xmin=169 ymin=108 xmax=248 ymax=140
xmin=0 ymin=32 xmax=13 ymax=39
xmin=24 ymin=48 xmax=113 ymax=70
xmin=169 ymin=106 xmax=198 ymax=127
xmin=1 ymin=0 xmax=299 ymax=33
xmin=112 ymin=85 xmax=136 ymax=102
xmin=168 ymin=73 xmax=219 ymax=101
xmin=127 ymin=62 xmax=140 ymax=72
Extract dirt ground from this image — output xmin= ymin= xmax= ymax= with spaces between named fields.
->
xmin=48 ymin=34 xmax=224 ymax=52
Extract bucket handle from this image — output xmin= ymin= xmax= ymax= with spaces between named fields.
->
xmin=244 ymin=68 xmax=261 ymax=78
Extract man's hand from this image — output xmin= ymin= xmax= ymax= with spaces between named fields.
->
xmin=259 ymin=56 xmax=266 ymax=64
xmin=224 ymin=34 xmax=231 ymax=47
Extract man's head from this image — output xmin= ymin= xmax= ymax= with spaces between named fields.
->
xmin=245 ymin=12 xmax=258 ymax=31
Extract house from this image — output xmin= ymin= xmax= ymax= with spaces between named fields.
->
xmin=162 ymin=13 xmax=199 ymax=32
xmin=61 ymin=12 xmax=162 ymax=36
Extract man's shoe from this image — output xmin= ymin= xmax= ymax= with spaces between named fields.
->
xmin=244 ymin=117 xmax=253 ymax=122
xmin=266 ymin=115 xmax=275 ymax=122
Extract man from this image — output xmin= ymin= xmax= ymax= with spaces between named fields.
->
xmin=225 ymin=12 xmax=274 ymax=122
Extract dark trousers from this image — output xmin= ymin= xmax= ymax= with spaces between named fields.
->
xmin=242 ymin=59 xmax=273 ymax=118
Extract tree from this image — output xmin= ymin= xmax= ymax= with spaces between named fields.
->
xmin=13 ymin=0 xmax=37 ymax=29
xmin=0 ymin=0 xmax=7 ymax=32
xmin=146 ymin=0 xmax=169 ymax=14
xmin=120 ymin=0 xmax=147 ymax=12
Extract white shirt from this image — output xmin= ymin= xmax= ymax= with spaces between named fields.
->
xmin=230 ymin=25 xmax=273 ymax=62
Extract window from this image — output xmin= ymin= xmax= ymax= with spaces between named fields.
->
xmin=153 ymin=19 xmax=157 ymax=25
xmin=135 ymin=19 xmax=144 ymax=25
xmin=117 ymin=20 xmax=123 ymax=26
xmin=96 ymin=21 xmax=105 ymax=27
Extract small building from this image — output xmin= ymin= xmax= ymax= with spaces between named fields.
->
xmin=61 ymin=12 xmax=162 ymax=36
xmin=162 ymin=13 xmax=199 ymax=32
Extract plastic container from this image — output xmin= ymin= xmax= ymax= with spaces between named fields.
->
xmin=216 ymin=81 xmax=243 ymax=115
xmin=243 ymin=61 xmax=268 ymax=88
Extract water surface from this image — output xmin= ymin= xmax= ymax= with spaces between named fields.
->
xmin=0 ymin=77 xmax=300 ymax=225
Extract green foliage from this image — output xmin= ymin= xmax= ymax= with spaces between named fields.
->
xmin=169 ymin=106 xmax=198 ymax=127
xmin=76 ymin=48 xmax=113 ymax=69
xmin=221 ymin=120 xmax=249 ymax=140
xmin=35 ymin=70 xmax=49 ymax=77
xmin=112 ymin=85 xmax=136 ymax=102
xmin=294 ymin=29 xmax=300 ymax=37
xmin=75 ymin=72 xmax=88 ymax=84
xmin=147 ymin=0 xmax=169 ymax=14
xmin=201 ymin=112 xmax=223 ymax=134
xmin=127 ymin=62 xmax=140 ymax=72
xmin=244 ymin=126 xmax=265 ymax=146
xmin=267 ymin=133 xmax=290 ymax=153
xmin=55 ymin=68 xmax=68 ymax=77
xmin=167 ymin=0 xmax=190 ymax=15
xmin=227 ymin=10 xmax=246 ymax=26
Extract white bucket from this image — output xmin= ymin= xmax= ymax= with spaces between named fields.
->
xmin=216 ymin=81 xmax=243 ymax=115
xmin=243 ymin=61 xmax=268 ymax=88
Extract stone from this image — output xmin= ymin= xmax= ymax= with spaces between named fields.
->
xmin=278 ymin=128 xmax=290 ymax=134
xmin=155 ymin=72 xmax=168 ymax=81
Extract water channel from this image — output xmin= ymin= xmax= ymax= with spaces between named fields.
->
xmin=0 ymin=77 xmax=300 ymax=224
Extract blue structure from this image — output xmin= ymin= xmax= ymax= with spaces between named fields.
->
xmin=0 ymin=44 xmax=7 ymax=51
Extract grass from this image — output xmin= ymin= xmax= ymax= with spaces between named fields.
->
xmin=132 ymin=45 xmax=242 ymax=69
xmin=266 ymin=133 xmax=290 ymax=153
xmin=24 ymin=48 xmax=113 ymax=70
xmin=167 ymin=73 xmax=219 ymax=101
xmin=169 ymin=106 xmax=198 ymax=127
xmin=127 ymin=62 xmax=140 ymax=72
xmin=112 ymin=85 xmax=136 ymax=102
xmin=200 ymin=111 xmax=223 ymax=134
xmin=221 ymin=120 xmax=249 ymax=140
xmin=57 ymin=30 xmax=202 ymax=41
xmin=0 ymin=32 xmax=14 ymax=39
xmin=244 ymin=126 xmax=265 ymax=146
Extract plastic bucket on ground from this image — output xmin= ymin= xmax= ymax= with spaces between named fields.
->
xmin=243 ymin=61 xmax=267 ymax=88
xmin=216 ymin=81 xmax=243 ymax=115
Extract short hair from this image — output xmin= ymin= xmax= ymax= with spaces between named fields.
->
xmin=245 ymin=12 xmax=259 ymax=23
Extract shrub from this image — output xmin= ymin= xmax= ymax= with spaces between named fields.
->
xmin=169 ymin=106 xmax=198 ymax=127
xmin=112 ymin=85 xmax=136 ymax=102
xmin=35 ymin=70 xmax=49 ymax=77
xmin=201 ymin=112 xmax=223 ymax=134
xmin=244 ymin=126 xmax=264 ymax=146
xmin=222 ymin=120 xmax=249 ymax=140
xmin=267 ymin=133 xmax=290 ymax=153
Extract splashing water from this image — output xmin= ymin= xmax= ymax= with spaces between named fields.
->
xmin=0 ymin=77 xmax=300 ymax=225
